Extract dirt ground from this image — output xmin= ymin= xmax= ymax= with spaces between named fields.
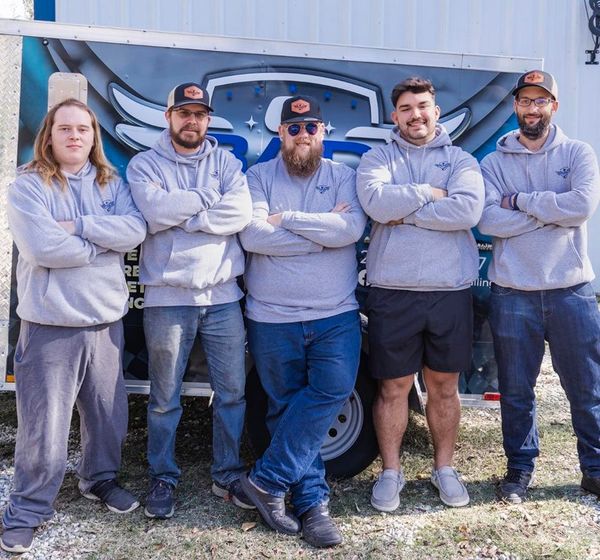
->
xmin=0 ymin=351 xmax=599 ymax=559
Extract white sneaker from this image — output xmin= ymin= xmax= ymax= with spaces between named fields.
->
xmin=371 ymin=468 xmax=406 ymax=512
xmin=431 ymin=466 xmax=470 ymax=507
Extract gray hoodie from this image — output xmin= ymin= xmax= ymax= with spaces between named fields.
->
xmin=127 ymin=130 xmax=252 ymax=307
xmin=357 ymin=125 xmax=484 ymax=291
xmin=239 ymin=155 xmax=367 ymax=323
xmin=479 ymin=124 xmax=600 ymax=290
xmin=8 ymin=163 xmax=147 ymax=327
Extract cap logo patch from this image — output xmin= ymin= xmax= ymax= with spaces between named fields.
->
xmin=291 ymin=99 xmax=310 ymax=114
xmin=524 ymin=72 xmax=544 ymax=84
xmin=183 ymin=86 xmax=203 ymax=99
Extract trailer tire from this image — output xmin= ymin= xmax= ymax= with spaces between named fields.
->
xmin=244 ymin=353 xmax=379 ymax=479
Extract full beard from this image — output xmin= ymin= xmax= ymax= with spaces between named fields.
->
xmin=170 ymin=123 xmax=205 ymax=150
xmin=281 ymin=142 xmax=323 ymax=177
xmin=517 ymin=113 xmax=551 ymax=140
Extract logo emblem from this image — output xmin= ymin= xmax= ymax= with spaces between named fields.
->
xmin=101 ymin=199 xmax=115 ymax=212
xmin=210 ymin=170 xmax=219 ymax=179
xmin=183 ymin=86 xmax=203 ymax=100
xmin=316 ymin=185 xmax=330 ymax=194
xmin=523 ymin=71 xmax=544 ymax=84
xmin=435 ymin=161 xmax=450 ymax=171
xmin=291 ymin=99 xmax=310 ymax=114
xmin=556 ymin=167 xmax=570 ymax=178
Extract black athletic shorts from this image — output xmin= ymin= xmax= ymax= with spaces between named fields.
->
xmin=366 ymin=287 xmax=473 ymax=379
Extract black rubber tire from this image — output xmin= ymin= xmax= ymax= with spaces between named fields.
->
xmin=244 ymin=353 xmax=379 ymax=479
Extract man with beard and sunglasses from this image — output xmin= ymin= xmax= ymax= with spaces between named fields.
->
xmin=357 ymin=77 xmax=484 ymax=512
xmin=126 ymin=82 xmax=252 ymax=518
xmin=238 ymin=95 xmax=366 ymax=548
xmin=479 ymin=70 xmax=600 ymax=503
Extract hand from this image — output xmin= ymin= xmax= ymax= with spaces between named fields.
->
xmin=57 ymin=220 xmax=76 ymax=235
xmin=267 ymin=213 xmax=283 ymax=227
xmin=501 ymin=196 xmax=512 ymax=209
xmin=431 ymin=187 xmax=447 ymax=200
xmin=332 ymin=202 xmax=351 ymax=213
xmin=386 ymin=219 xmax=403 ymax=226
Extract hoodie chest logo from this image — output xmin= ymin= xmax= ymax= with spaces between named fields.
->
xmin=101 ymin=199 xmax=115 ymax=212
xmin=316 ymin=185 xmax=330 ymax=194
xmin=555 ymin=167 xmax=570 ymax=179
xmin=434 ymin=161 xmax=451 ymax=171
xmin=210 ymin=170 xmax=219 ymax=179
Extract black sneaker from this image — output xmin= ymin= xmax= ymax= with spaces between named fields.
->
xmin=301 ymin=504 xmax=343 ymax=548
xmin=1 ymin=527 xmax=34 ymax=554
xmin=497 ymin=468 xmax=533 ymax=504
xmin=212 ymin=479 xmax=256 ymax=510
xmin=581 ymin=474 xmax=600 ymax=497
xmin=239 ymin=473 xmax=300 ymax=535
xmin=145 ymin=478 xmax=175 ymax=519
xmin=81 ymin=479 xmax=140 ymax=513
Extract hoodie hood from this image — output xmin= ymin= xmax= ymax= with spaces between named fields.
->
xmin=391 ymin=123 xmax=452 ymax=151
xmin=496 ymin=124 xmax=567 ymax=154
xmin=153 ymin=128 xmax=218 ymax=164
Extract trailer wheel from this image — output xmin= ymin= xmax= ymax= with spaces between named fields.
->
xmin=245 ymin=354 xmax=379 ymax=479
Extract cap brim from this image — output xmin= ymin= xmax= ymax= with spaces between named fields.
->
xmin=281 ymin=116 xmax=322 ymax=123
xmin=170 ymin=100 xmax=214 ymax=112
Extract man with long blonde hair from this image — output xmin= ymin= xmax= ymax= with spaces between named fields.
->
xmin=1 ymin=99 xmax=146 ymax=554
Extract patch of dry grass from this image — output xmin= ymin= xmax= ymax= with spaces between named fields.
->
xmin=1 ymin=350 xmax=599 ymax=559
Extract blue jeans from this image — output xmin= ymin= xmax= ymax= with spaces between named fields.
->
xmin=247 ymin=310 xmax=361 ymax=516
xmin=489 ymin=282 xmax=600 ymax=476
xmin=144 ymin=302 xmax=247 ymax=486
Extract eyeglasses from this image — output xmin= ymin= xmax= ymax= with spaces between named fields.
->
xmin=516 ymin=97 xmax=554 ymax=108
xmin=172 ymin=109 xmax=209 ymax=120
xmin=285 ymin=122 xmax=320 ymax=136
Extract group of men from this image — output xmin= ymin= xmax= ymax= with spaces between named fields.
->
xmin=2 ymin=69 xmax=600 ymax=554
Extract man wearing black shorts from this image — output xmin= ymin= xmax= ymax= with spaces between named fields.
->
xmin=357 ymin=77 xmax=484 ymax=510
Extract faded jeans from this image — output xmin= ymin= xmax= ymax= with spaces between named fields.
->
xmin=490 ymin=282 xmax=600 ymax=476
xmin=247 ymin=310 xmax=361 ymax=516
xmin=144 ymin=302 xmax=247 ymax=486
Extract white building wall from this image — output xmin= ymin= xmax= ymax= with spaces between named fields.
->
xmin=53 ymin=0 xmax=600 ymax=279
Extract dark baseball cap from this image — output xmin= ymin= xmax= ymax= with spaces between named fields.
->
xmin=281 ymin=95 xmax=322 ymax=123
xmin=167 ymin=82 xmax=214 ymax=112
xmin=512 ymin=70 xmax=558 ymax=100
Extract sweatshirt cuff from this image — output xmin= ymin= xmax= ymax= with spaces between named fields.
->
xmin=516 ymin=193 xmax=529 ymax=213
xmin=74 ymin=217 xmax=84 ymax=236
xmin=279 ymin=210 xmax=297 ymax=229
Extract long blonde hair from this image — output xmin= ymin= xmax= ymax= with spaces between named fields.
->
xmin=23 ymin=98 xmax=116 ymax=189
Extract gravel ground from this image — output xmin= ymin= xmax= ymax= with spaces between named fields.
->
xmin=1 ymin=349 xmax=599 ymax=559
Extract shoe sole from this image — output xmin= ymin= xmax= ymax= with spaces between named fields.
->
xmin=211 ymin=483 xmax=256 ymax=510
xmin=1 ymin=541 xmax=32 ymax=554
xmin=302 ymin=533 xmax=343 ymax=548
xmin=239 ymin=475 xmax=299 ymax=535
xmin=81 ymin=491 xmax=140 ymax=514
xmin=370 ymin=495 xmax=400 ymax=512
xmin=581 ymin=478 xmax=600 ymax=497
xmin=144 ymin=506 xmax=175 ymax=519
xmin=431 ymin=479 xmax=470 ymax=508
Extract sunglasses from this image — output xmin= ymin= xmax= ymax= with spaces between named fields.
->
xmin=285 ymin=122 xmax=320 ymax=136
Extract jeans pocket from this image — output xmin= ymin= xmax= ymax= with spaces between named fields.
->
xmin=491 ymin=283 xmax=514 ymax=296
xmin=567 ymin=282 xmax=596 ymax=299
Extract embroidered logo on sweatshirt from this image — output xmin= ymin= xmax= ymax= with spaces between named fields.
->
xmin=101 ymin=200 xmax=115 ymax=212
xmin=434 ymin=161 xmax=451 ymax=171
xmin=210 ymin=170 xmax=219 ymax=179
xmin=555 ymin=167 xmax=570 ymax=179
xmin=316 ymin=185 xmax=330 ymax=194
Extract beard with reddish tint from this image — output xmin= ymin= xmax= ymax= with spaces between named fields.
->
xmin=281 ymin=142 xmax=323 ymax=177
xmin=170 ymin=122 xmax=205 ymax=150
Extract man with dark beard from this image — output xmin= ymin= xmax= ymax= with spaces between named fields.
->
xmin=479 ymin=70 xmax=600 ymax=503
xmin=238 ymin=95 xmax=366 ymax=548
xmin=126 ymin=82 xmax=252 ymax=518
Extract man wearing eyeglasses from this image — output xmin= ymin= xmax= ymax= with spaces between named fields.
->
xmin=126 ymin=82 xmax=252 ymax=518
xmin=479 ymin=70 xmax=600 ymax=503
xmin=238 ymin=95 xmax=366 ymax=548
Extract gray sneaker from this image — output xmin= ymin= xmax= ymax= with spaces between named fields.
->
xmin=371 ymin=468 xmax=406 ymax=512
xmin=81 ymin=479 xmax=140 ymax=514
xmin=431 ymin=466 xmax=470 ymax=507
xmin=1 ymin=527 xmax=34 ymax=554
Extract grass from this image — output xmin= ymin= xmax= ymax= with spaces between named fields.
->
xmin=0 ymin=356 xmax=599 ymax=559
